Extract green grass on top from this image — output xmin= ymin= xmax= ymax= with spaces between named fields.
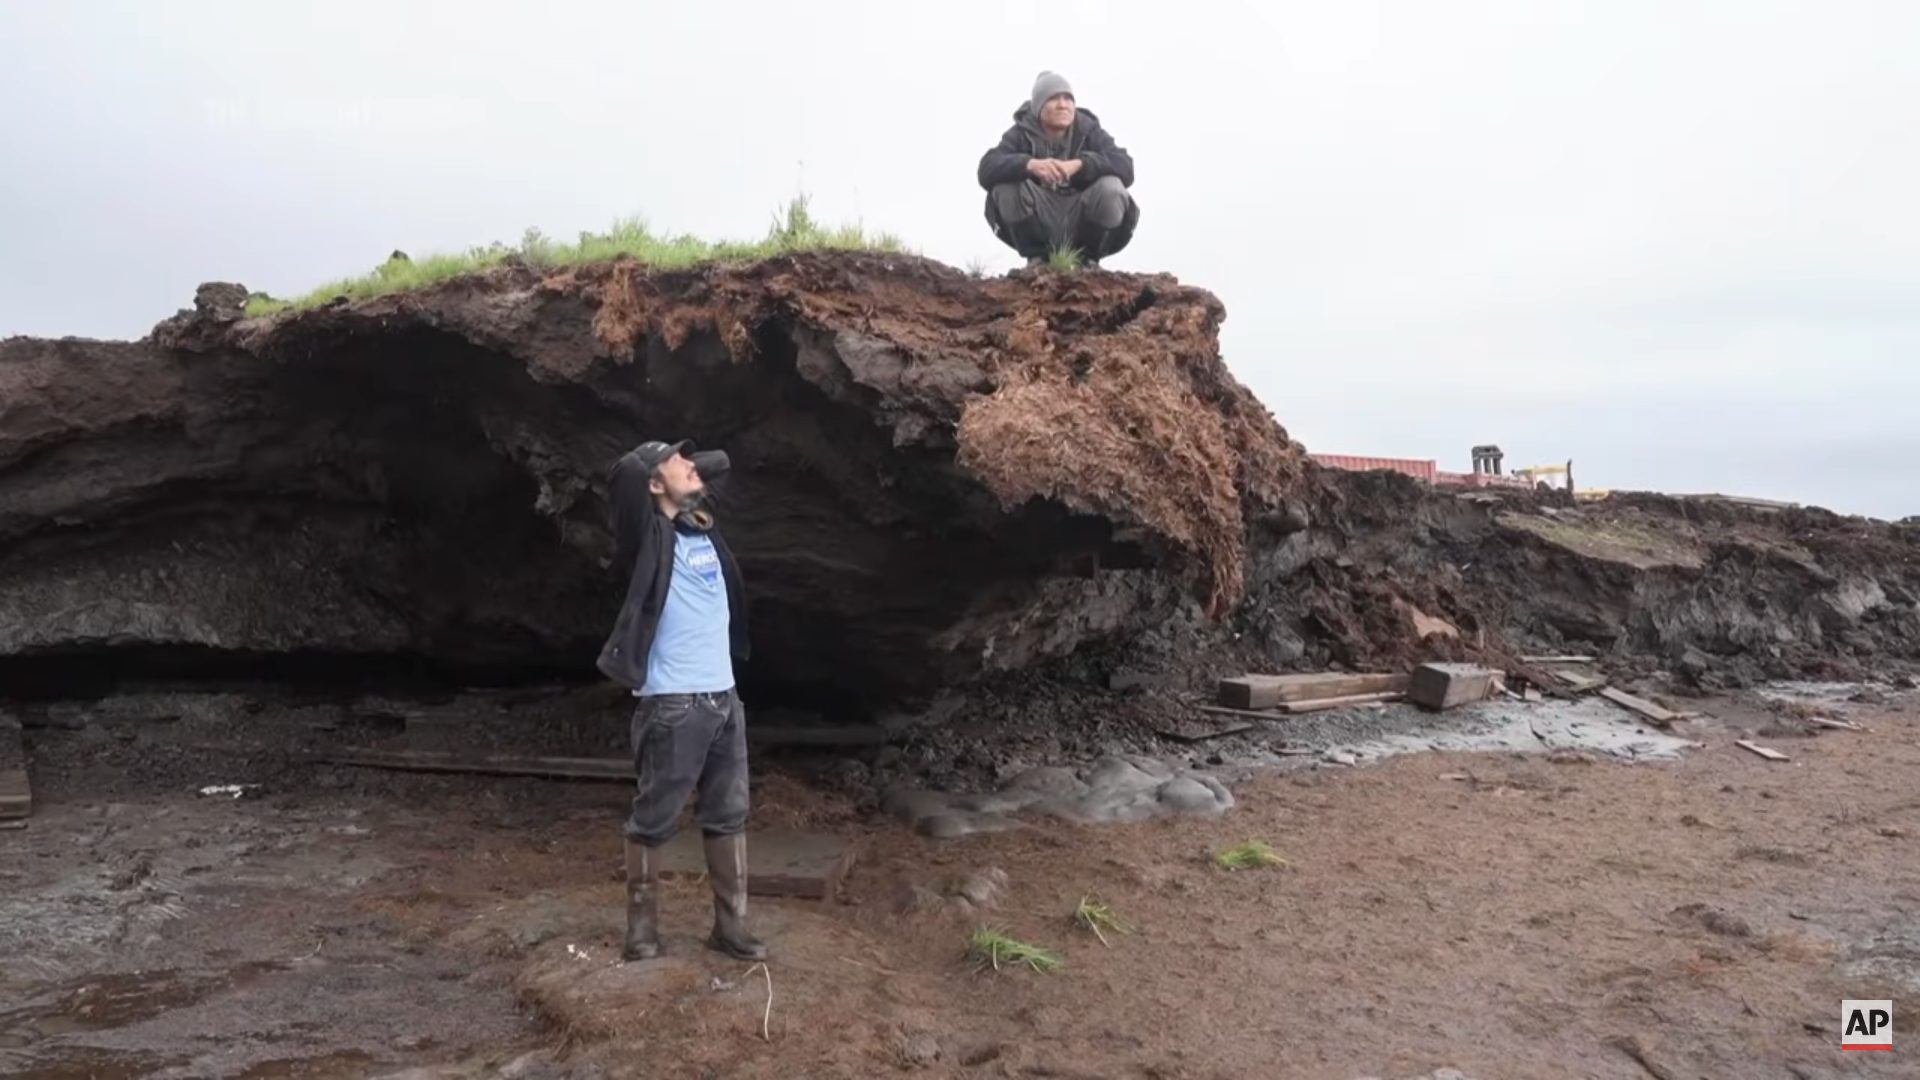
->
xmin=244 ymin=194 xmax=910 ymax=318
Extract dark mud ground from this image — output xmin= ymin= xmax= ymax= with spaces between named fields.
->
xmin=4 ymin=678 xmax=1919 ymax=1079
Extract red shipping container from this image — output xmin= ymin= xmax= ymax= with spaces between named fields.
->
xmin=1310 ymin=453 xmax=1437 ymax=482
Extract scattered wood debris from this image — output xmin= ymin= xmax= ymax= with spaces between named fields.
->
xmin=1735 ymin=740 xmax=1790 ymax=762
xmin=1408 ymin=663 xmax=1499 ymax=711
xmin=1216 ymin=672 xmax=1408 ymax=711
xmin=1808 ymin=717 xmax=1868 ymax=732
xmin=1522 ymin=654 xmax=1595 ymax=664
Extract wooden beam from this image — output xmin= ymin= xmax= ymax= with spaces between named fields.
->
xmin=1598 ymin=687 xmax=1681 ymax=727
xmin=320 ymin=749 xmax=631 ymax=782
xmin=1155 ymin=720 xmax=1256 ymax=742
xmin=1216 ymin=672 xmax=1408 ymax=710
xmin=1277 ymin=691 xmax=1404 ymax=714
xmin=1407 ymin=663 xmax=1499 ymax=711
xmin=1550 ymin=669 xmax=1609 ymax=693
xmin=1196 ymin=691 xmax=1404 ymax=722
xmin=1735 ymin=740 xmax=1790 ymax=762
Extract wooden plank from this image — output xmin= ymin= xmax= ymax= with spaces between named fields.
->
xmin=1550 ymin=668 xmax=1609 ymax=693
xmin=1155 ymin=720 xmax=1256 ymax=743
xmin=1598 ymin=687 xmax=1681 ymax=727
xmin=1735 ymin=740 xmax=1790 ymax=762
xmin=1197 ymin=691 xmax=1404 ymax=722
xmin=0 ymin=714 xmax=29 ymax=821
xmin=1216 ymin=672 xmax=1408 ymax=710
xmin=1276 ymin=691 xmax=1404 ymax=714
xmin=1408 ymin=663 xmax=1500 ymax=711
xmin=1809 ymin=717 xmax=1868 ymax=732
xmin=1523 ymin=654 xmax=1596 ymax=664
xmin=1196 ymin=704 xmax=1282 ymax=721
xmin=320 ymin=749 xmax=630 ymax=781
xmin=403 ymin=711 xmax=891 ymax=749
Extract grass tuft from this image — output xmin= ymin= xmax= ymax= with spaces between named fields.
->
xmin=967 ymin=925 xmax=1063 ymax=974
xmin=1071 ymin=895 xmax=1132 ymax=946
xmin=1046 ymin=245 xmax=1084 ymax=271
xmin=1213 ymin=839 xmax=1288 ymax=871
xmin=244 ymin=193 xmax=910 ymax=318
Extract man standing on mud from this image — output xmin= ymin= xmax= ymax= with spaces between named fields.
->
xmin=978 ymin=70 xmax=1139 ymax=267
xmin=597 ymin=439 xmax=767 ymax=963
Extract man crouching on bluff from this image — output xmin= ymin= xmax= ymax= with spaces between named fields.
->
xmin=977 ymin=70 xmax=1140 ymax=268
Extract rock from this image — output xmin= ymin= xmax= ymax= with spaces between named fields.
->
xmin=1156 ymin=776 xmax=1232 ymax=815
xmin=887 ymin=756 xmax=1234 ymax=834
xmin=894 ymin=1030 xmax=942 ymax=1068
xmin=952 ymin=867 xmax=1009 ymax=908
xmin=1002 ymin=765 xmax=1088 ymax=800
xmin=1678 ymin=646 xmax=1712 ymax=678
xmin=1673 ymin=902 xmax=1752 ymax=938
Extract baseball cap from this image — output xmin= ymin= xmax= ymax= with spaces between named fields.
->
xmin=628 ymin=438 xmax=695 ymax=475
xmin=618 ymin=438 xmax=731 ymax=482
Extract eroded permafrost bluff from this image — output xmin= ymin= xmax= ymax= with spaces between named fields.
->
xmin=3 ymin=250 xmax=1920 ymax=713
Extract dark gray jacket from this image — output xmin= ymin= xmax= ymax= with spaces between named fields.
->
xmin=595 ymin=449 xmax=749 ymax=691
xmin=977 ymin=102 xmax=1136 ymax=192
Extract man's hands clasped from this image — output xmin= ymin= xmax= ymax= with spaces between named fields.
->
xmin=1025 ymin=157 xmax=1083 ymax=187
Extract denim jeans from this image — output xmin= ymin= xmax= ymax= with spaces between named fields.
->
xmin=624 ymin=689 xmax=749 ymax=846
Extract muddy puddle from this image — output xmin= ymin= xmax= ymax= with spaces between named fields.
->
xmin=1323 ymin=697 xmax=1699 ymax=764
xmin=1191 ymin=695 xmax=1701 ymax=773
xmin=0 ymin=964 xmax=283 ymax=1079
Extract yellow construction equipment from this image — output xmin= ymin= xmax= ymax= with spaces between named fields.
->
xmin=1514 ymin=460 xmax=1611 ymax=501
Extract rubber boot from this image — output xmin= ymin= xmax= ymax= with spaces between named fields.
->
xmin=622 ymin=839 xmax=662 ymax=961
xmin=702 ymin=833 xmax=768 ymax=961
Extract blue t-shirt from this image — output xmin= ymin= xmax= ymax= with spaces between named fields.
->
xmin=640 ymin=528 xmax=734 ymax=695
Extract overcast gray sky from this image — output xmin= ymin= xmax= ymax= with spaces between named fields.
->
xmin=4 ymin=2 xmax=1916 ymax=517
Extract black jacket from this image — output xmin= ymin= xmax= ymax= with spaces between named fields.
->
xmin=977 ymin=102 xmax=1135 ymax=192
xmin=595 ymin=449 xmax=749 ymax=690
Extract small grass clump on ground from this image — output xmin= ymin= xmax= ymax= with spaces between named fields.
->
xmin=1046 ymin=245 xmax=1084 ymax=271
xmin=245 ymin=194 xmax=909 ymax=318
xmin=967 ymin=925 xmax=1063 ymax=974
xmin=1213 ymin=839 xmax=1288 ymax=871
xmin=1071 ymin=895 xmax=1132 ymax=946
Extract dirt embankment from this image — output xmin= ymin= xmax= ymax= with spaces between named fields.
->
xmin=3 ymin=252 xmax=1918 ymax=715
xmin=0 ymin=255 xmax=1302 ymax=709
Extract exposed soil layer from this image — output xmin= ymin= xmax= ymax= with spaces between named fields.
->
xmin=4 ymin=253 xmax=1919 ymax=718
xmin=0 ymin=255 xmax=1299 ymax=710
xmin=5 ymin=685 xmax=1918 ymax=1078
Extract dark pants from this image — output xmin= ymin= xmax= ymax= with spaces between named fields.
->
xmin=624 ymin=689 xmax=750 ymax=846
xmin=985 ymin=175 xmax=1140 ymax=261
